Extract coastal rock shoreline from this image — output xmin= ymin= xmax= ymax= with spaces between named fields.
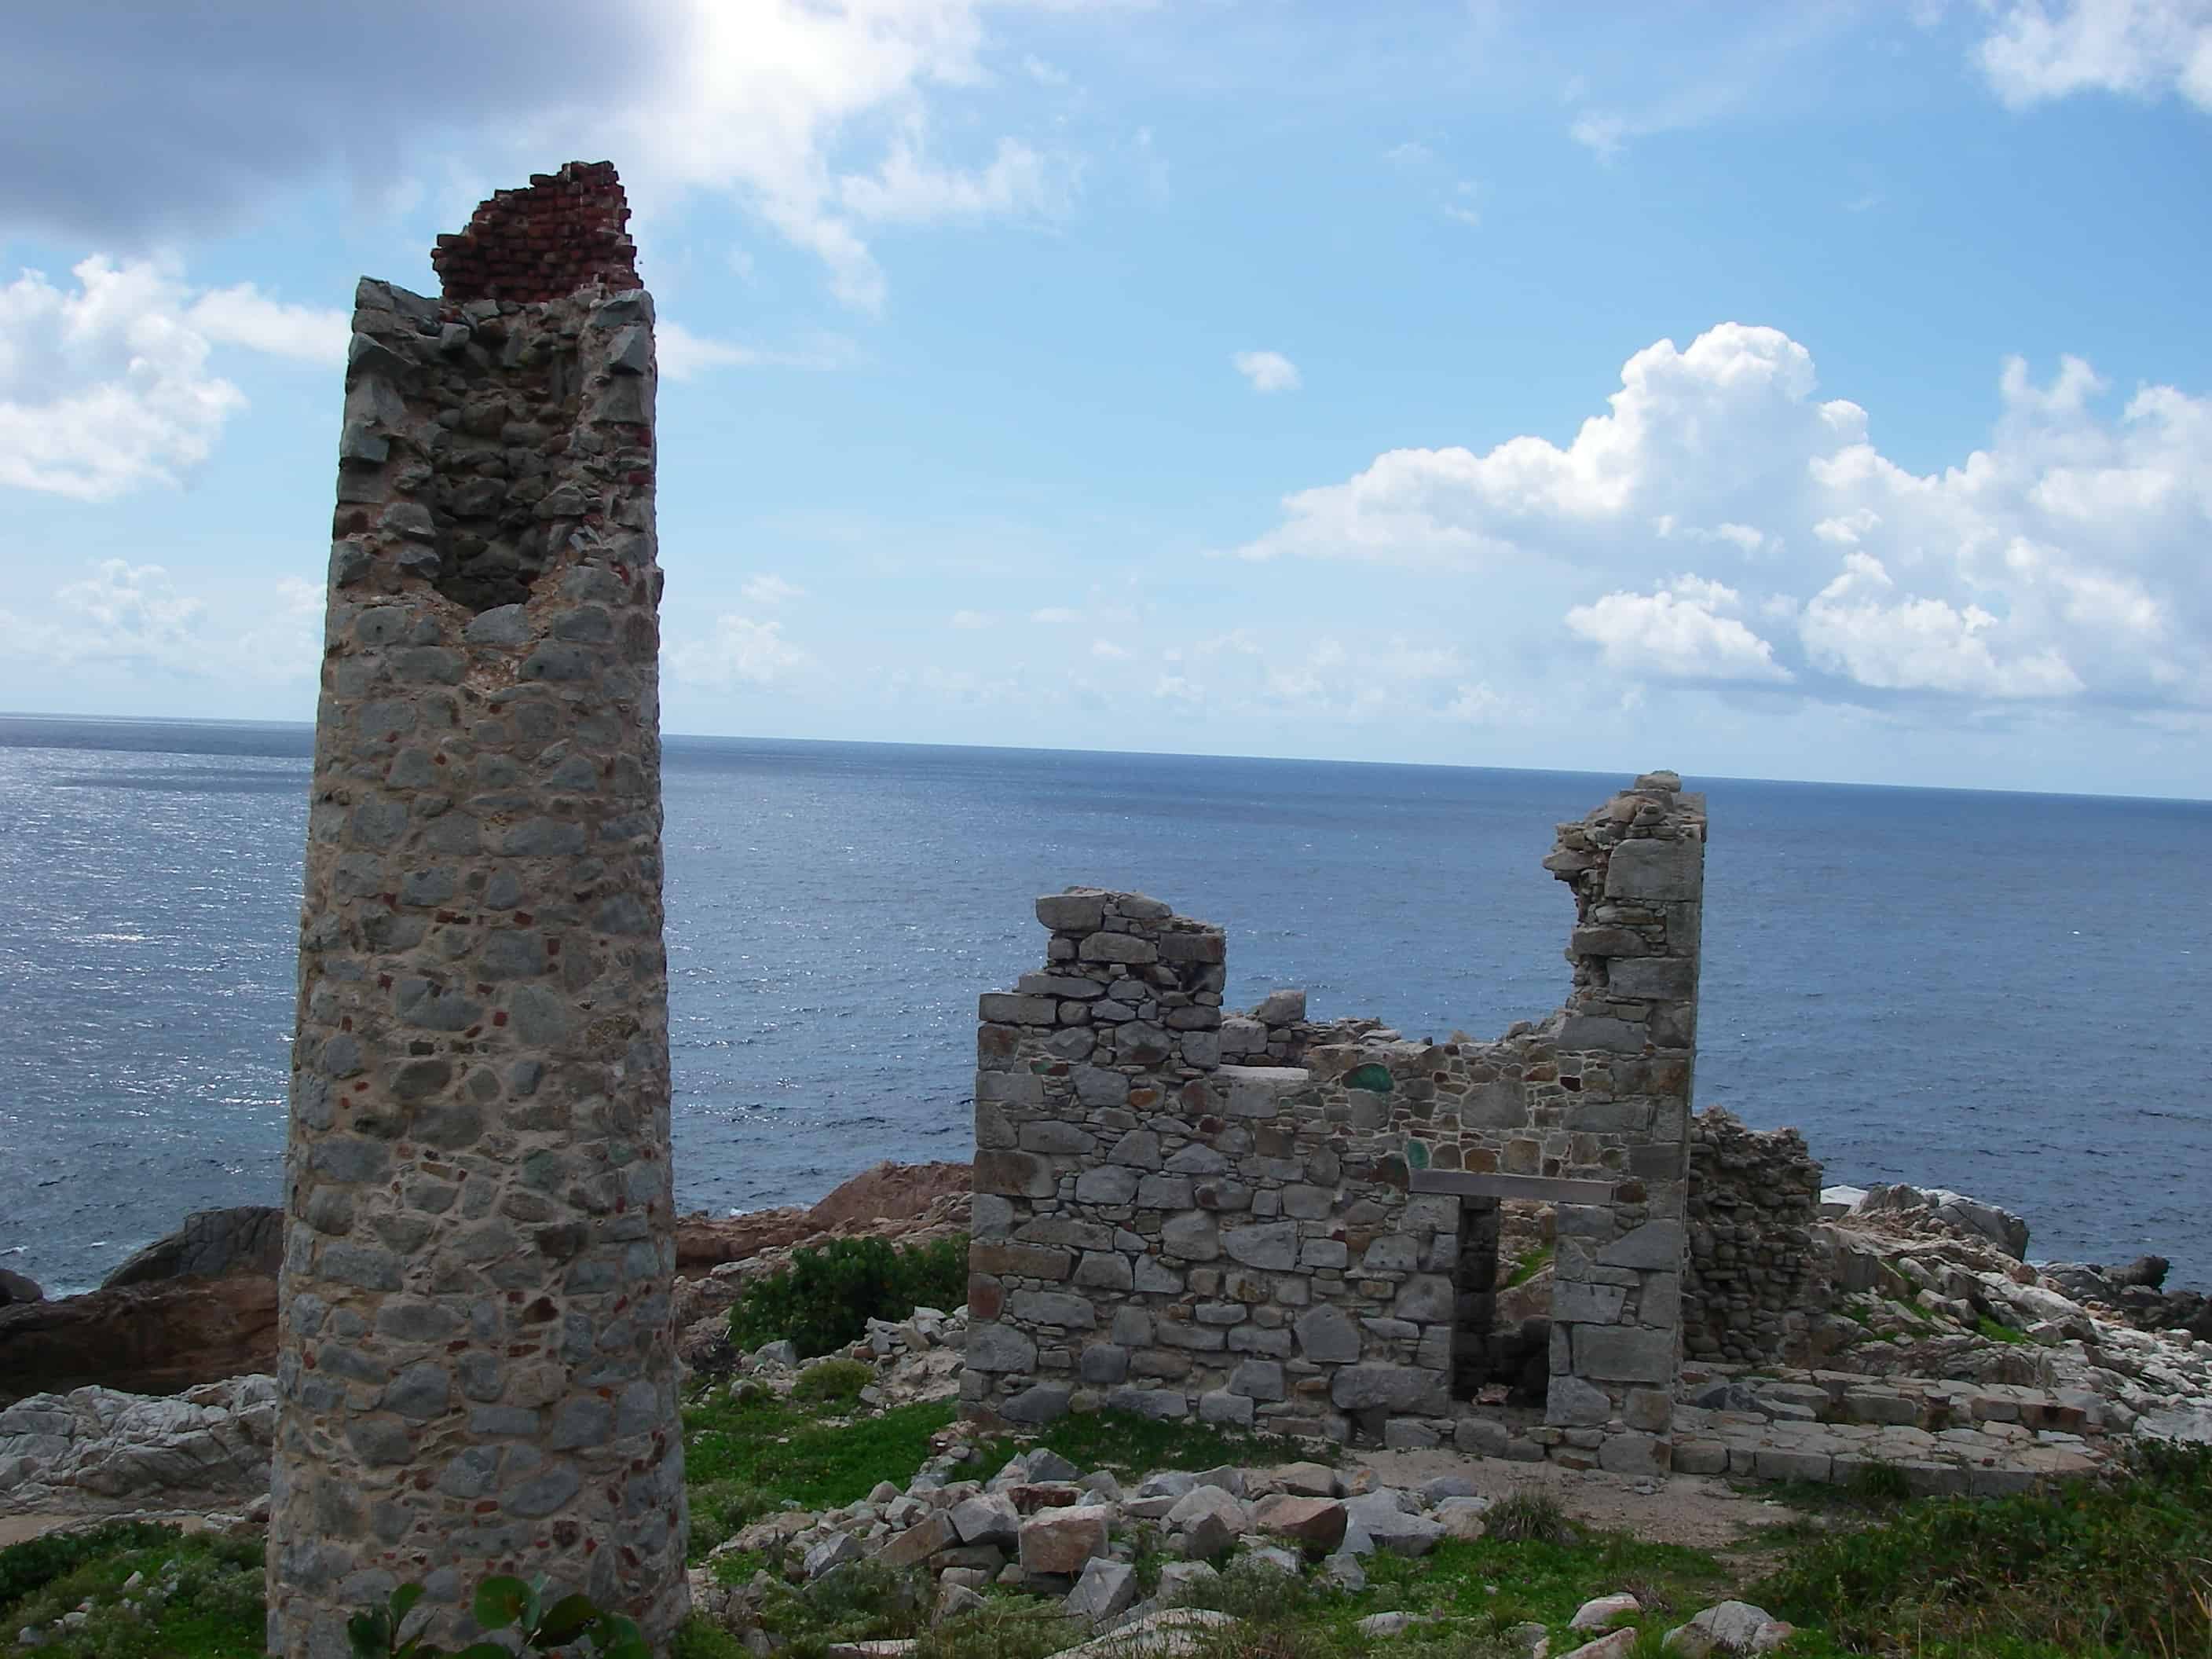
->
xmin=5 ymin=1137 xmax=2210 ymax=1536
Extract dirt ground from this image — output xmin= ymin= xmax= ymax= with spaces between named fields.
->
xmin=1358 ymin=1447 xmax=1806 ymax=1553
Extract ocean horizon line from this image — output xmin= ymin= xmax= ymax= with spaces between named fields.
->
xmin=3 ymin=706 xmax=2208 ymax=810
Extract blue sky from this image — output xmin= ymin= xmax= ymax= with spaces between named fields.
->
xmin=3 ymin=1 xmax=2209 ymax=797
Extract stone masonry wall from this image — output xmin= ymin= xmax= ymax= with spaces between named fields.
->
xmin=269 ymin=165 xmax=684 ymax=1659
xmin=965 ymin=773 xmax=1706 ymax=1477
xmin=1684 ymin=1108 xmax=1829 ymax=1367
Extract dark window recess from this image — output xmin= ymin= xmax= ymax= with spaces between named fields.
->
xmin=427 ymin=330 xmax=583 ymax=613
xmin=1452 ymin=1198 xmax=1548 ymax=1405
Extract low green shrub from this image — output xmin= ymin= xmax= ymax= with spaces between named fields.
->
xmin=687 ymin=1479 xmax=783 ymax=1561
xmin=793 ymin=1358 xmax=875 ymax=1405
xmin=0 ymin=1522 xmax=183 ymax=1612
xmin=727 ymin=1234 xmax=969 ymax=1360
xmin=0 ymin=1529 xmax=265 ymax=1659
xmin=1481 ymin=1490 xmax=1575 ymax=1546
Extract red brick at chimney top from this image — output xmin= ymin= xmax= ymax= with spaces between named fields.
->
xmin=430 ymin=159 xmax=643 ymax=306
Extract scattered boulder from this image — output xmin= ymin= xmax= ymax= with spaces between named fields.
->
xmin=1019 ymin=1505 xmax=1110 ymax=1576
xmin=1048 ymin=1609 xmax=1236 ymax=1659
xmin=1570 ymin=1592 xmax=1641 ymax=1632
xmin=0 ymin=1269 xmax=43 ymax=1306
xmin=1155 ymin=1560 xmax=1218 ymax=1605
xmin=1663 ymin=1601 xmax=1794 ymax=1655
xmin=1251 ymin=1493 xmax=1346 ymax=1550
xmin=1065 ymin=1558 xmax=1138 ymax=1625
xmin=1342 ymin=1490 xmax=1441 ymax=1558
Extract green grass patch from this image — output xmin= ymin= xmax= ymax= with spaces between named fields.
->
xmin=1758 ymin=1437 xmax=2212 ymax=1657
xmin=1507 ymin=1244 xmax=1554 ymax=1288
xmin=1975 ymin=1313 xmax=2028 ymax=1345
xmin=681 ymin=1390 xmax=957 ymax=1558
xmin=727 ymin=1234 xmax=969 ymax=1361
xmin=0 ymin=1526 xmax=266 ymax=1659
xmin=972 ymin=1409 xmax=1321 ymax=1484
xmin=1359 ymin=1532 xmax=1732 ymax=1642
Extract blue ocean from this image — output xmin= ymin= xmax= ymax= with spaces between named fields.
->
xmin=2 ymin=713 xmax=2206 ymax=1295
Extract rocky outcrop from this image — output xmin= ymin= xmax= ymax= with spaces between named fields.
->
xmin=1 ymin=1165 xmax=972 ymax=1404
xmin=0 ymin=1274 xmax=279 ymax=1404
xmin=2039 ymin=1256 xmax=2212 ymax=1342
xmin=0 ymin=1208 xmax=291 ymax=1403
xmin=0 ymin=1374 xmax=277 ymax=1514
xmin=676 ymin=1161 xmax=972 ymax=1273
xmin=98 ymin=1206 xmax=281 ymax=1290
xmin=1847 ymin=1183 xmax=2031 ymax=1259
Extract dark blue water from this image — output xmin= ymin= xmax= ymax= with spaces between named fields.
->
xmin=2 ymin=713 xmax=2206 ymax=1295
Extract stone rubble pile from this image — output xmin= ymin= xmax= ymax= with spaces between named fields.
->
xmin=688 ymin=1445 xmax=1800 ymax=1659
xmin=690 ymin=1448 xmax=1494 ymax=1639
xmin=725 ymin=1307 xmax=972 ymax=1410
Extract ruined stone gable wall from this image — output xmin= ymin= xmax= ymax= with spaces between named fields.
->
xmin=1684 ymin=1108 xmax=1829 ymax=1367
xmin=269 ymin=166 xmax=683 ymax=1659
xmin=965 ymin=775 xmax=1706 ymax=1474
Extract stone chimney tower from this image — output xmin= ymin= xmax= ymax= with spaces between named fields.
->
xmin=268 ymin=163 xmax=684 ymax=1657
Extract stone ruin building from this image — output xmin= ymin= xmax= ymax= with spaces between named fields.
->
xmin=270 ymin=163 xmax=685 ymax=1657
xmin=965 ymin=772 xmax=1716 ymax=1474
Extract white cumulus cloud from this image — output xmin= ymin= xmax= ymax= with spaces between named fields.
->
xmin=0 ymin=257 xmax=354 ymax=500
xmin=185 ymin=284 xmax=348 ymax=364
xmin=1566 ymin=577 xmax=1792 ymax=683
xmin=0 ymin=258 xmax=244 ymax=500
xmin=1976 ymin=0 xmax=2212 ymax=112
xmin=1228 ymin=321 xmax=2212 ymax=712
xmin=1232 ymin=350 xmax=1302 ymax=394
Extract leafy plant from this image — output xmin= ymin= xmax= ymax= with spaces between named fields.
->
xmin=347 ymin=1576 xmax=647 ymax=1659
xmin=727 ymin=1234 xmax=969 ymax=1360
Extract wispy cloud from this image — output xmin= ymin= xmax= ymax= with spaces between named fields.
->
xmin=1232 ymin=350 xmax=1302 ymax=394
